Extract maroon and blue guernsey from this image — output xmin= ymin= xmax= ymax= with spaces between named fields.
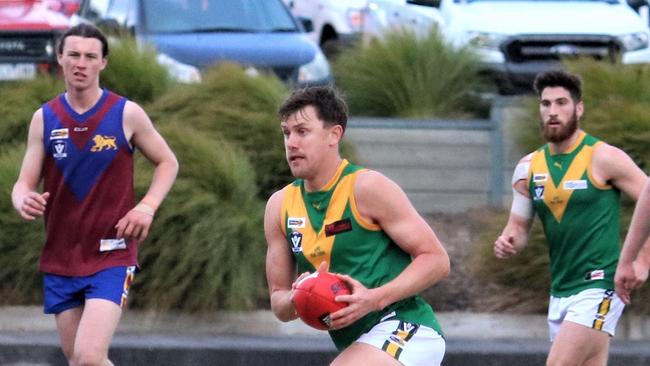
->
xmin=41 ymin=90 xmax=138 ymax=276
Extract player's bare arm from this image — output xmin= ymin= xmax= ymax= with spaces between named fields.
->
xmin=12 ymin=108 xmax=50 ymax=220
xmin=494 ymin=155 xmax=534 ymax=259
xmin=264 ymin=188 xmax=302 ymax=322
xmin=591 ymin=143 xmax=646 ymax=200
xmin=591 ymin=143 xmax=650 ymax=304
xmin=330 ymin=170 xmax=450 ymax=329
xmin=616 ymin=178 xmax=650 ymax=303
xmin=114 ymin=101 xmax=179 ymax=242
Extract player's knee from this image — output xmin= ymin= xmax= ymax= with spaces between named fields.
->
xmin=546 ymin=354 xmax=580 ymax=366
xmin=71 ymin=349 xmax=108 ymax=366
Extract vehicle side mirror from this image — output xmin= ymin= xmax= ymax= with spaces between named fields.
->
xmin=628 ymin=0 xmax=648 ymax=12
xmin=406 ymin=0 xmax=440 ymax=7
xmin=297 ymin=17 xmax=314 ymax=33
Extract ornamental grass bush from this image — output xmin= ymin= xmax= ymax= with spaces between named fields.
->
xmin=0 ymin=145 xmax=45 ymax=304
xmin=0 ymin=76 xmax=63 ymax=147
xmin=472 ymin=59 xmax=650 ymax=313
xmin=101 ymin=36 xmax=172 ymax=104
xmin=147 ymin=63 xmax=293 ymax=199
xmin=131 ymin=123 xmax=265 ymax=311
xmin=334 ymin=28 xmax=491 ymax=119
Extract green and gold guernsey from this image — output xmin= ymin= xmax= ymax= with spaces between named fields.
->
xmin=281 ymin=159 xmax=442 ymax=350
xmin=527 ymin=131 xmax=620 ymax=297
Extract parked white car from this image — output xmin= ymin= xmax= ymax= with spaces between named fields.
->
xmin=284 ymin=0 xmax=443 ymax=57
xmin=436 ymin=0 xmax=650 ymax=93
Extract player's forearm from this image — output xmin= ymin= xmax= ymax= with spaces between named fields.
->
xmin=270 ymin=290 xmax=298 ymax=322
xmin=140 ymin=159 xmax=179 ymax=211
xmin=11 ymin=181 xmax=34 ymax=212
xmin=620 ymin=188 xmax=650 ymax=264
xmin=372 ymin=251 xmax=450 ymax=311
xmin=634 ymin=240 xmax=650 ymax=271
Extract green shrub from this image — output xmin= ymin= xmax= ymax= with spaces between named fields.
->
xmin=471 ymin=210 xmax=550 ymax=313
xmin=131 ymin=122 xmax=265 ymax=311
xmin=0 ymin=144 xmax=45 ymax=304
xmin=334 ymin=28 xmax=490 ymax=119
xmin=0 ymin=76 xmax=63 ymax=147
xmin=473 ymin=59 xmax=650 ymax=313
xmin=101 ymin=36 xmax=172 ymax=104
xmin=147 ymin=63 xmax=292 ymax=199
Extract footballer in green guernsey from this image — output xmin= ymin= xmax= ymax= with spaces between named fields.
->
xmin=265 ymin=86 xmax=450 ymax=366
xmin=494 ymin=70 xmax=649 ymax=366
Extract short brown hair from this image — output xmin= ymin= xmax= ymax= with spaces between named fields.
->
xmin=277 ymin=86 xmax=348 ymax=133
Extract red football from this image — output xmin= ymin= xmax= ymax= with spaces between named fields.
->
xmin=292 ymin=271 xmax=351 ymax=330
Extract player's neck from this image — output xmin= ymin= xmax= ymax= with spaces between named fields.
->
xmin=304 ymin=156 xmax=343 ymax=192
xmin=549 ymin=129 xmax=583 ymax=155
xmin=64 ymin=87 xmax=103 ymax=115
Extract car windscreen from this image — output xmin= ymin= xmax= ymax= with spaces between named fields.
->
xmin=142 ymin=0 xmax=299 ymax=33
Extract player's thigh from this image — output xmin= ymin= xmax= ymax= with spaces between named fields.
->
xmin=546 ymin=321 xmax=610 ymax=366
xmin=74 ymin=298 xmax=122 ymax=354
xmin=55 ymin=306 xmax=83 ymax=359
xmin=331 ymin=342 xmax=402 ymax=366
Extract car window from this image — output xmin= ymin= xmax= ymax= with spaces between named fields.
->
xmin=142 ymin=0 xmax=298 ymax=33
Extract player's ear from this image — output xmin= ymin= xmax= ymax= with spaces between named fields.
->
xmin=576 ymin=100 xmax=584 ymax=120
xmin=327 ymin=125 xmax=343 ymax=147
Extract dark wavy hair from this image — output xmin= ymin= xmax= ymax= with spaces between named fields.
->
xmin=57 ymin=23 xmax=109 ymax=57
xmin=533 ymin=70 xmax=582 ymax=102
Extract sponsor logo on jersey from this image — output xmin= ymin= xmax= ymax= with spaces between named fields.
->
xmin=74 ymin=126 xmax=88 ymax=132
xmin=534 ymin=185 xmax=545 ymax=200
xmin=325 ymin=218 xmax=352 ymax=237
xmin=90 ymin=135 xmax=118 ymax=152
xmin=52 ymin=140 xmax=67 ymax=159
xmin=290 ymin=231 xmax=303 ymax=253
xmin=533 ymin=174 xmax=548 ymax=183
xmin=564 ymin=180 xmax=588 ymax=190
xmin=310 ymin=245 xmax=326 ymax=259
xmin=99 ymin=238 xmax=127 ymax=252
xmin=50 ymin=128 xmax=69 ymax=140
xmin=287 ymin=217 xmax=306 ymax=229
xmin=585 ymin=269 xmax=605 ymax=281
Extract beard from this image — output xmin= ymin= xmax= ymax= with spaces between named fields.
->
xmin=540 ymin=110 xmax=579 ymax=143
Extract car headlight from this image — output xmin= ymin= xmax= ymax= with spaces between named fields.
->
xmin=466 ymin=31 xmax=507 ymax=50
xmin=298 ymin=50 xmax=331 ymax=84
xmin=618 ymin=32 xmax=649 ymax=51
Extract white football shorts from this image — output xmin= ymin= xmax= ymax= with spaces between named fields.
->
xmin=548 ymin=288 xmax=625 ymax=341
xmin=356 ymin=316 xmax=445 ymax=366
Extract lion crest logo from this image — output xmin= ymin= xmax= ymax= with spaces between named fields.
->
xmin=90 ymin=135 xmax=117 ymax=152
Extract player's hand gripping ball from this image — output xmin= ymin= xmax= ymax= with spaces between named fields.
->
xmin=292 ymin=271 xmax=351 ymax=330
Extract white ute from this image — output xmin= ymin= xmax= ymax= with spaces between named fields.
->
xmin=285 ymin=0 xmax=443 ymax=57
xmin=436 ymin=0 xmax=650 ymax=93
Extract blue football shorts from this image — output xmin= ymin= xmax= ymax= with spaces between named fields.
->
xmin=43 ymin=266 xmax=137 ymax=314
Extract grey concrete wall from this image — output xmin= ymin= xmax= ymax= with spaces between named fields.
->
xmin=345 ymin=97 xmax=530 ymax=214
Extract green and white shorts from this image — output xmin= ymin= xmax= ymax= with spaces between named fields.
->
xmin=356 ymin=314 xmax=445 ymax=366
xmin=548 ymin=288 xmax=625 ymax=341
